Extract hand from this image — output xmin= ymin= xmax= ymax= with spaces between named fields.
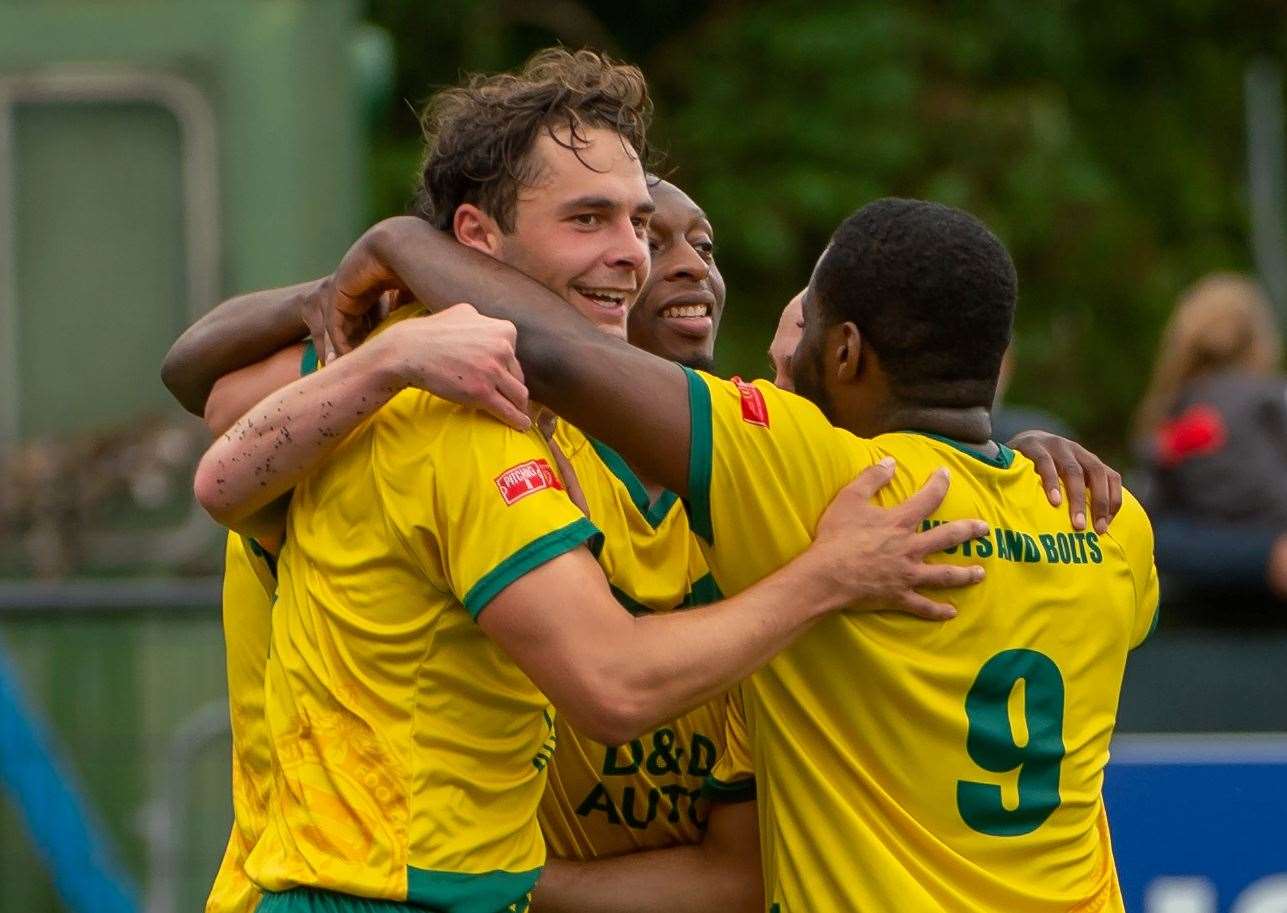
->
xmin=322 ymin=218 xmax=418 ymax=357
xmin=301 ymin=278 xmax=406 ymax=365
xmin=1007 ymin=431 xmax=1123 ymax=533
xmin=808 ymin=459 xmax=988 ymax=620
xmin=368 ymin=303 xmax=531 ymax=431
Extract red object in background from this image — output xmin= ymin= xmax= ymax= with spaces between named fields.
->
xmin=1156 ymin=404 xmax=1228 ymax=467
xmin=732 ymin=376 xmax=770 ymax=427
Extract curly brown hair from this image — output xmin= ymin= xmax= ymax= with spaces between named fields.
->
xmin=415 ymin=47 xmax=653 ymax=233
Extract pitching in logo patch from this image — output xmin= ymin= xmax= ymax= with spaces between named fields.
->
xmin=495 ymin=458 xmax=564 ymax=506
xmin=732 ymin=376 xmax=770 ymax=427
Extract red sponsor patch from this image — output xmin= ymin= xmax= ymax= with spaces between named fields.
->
xmin=732 ymin=376 xmax=770 ymax=427
xmin=495 ymin=458 xmax=564 ymax=506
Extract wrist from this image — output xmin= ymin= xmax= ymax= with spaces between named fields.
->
xmin=353 ymin=330 xmax=413 ymax=392
xmin=779 ymin=550 xmax=854 ymax=619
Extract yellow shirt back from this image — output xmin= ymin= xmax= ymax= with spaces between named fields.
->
xmin=537 ymin=424 xmax=726 ymax=861
xmin=245 ymin=388 xmax=597 ymax=912
xmin=685 ymin=369 xmax=1158 ymax=913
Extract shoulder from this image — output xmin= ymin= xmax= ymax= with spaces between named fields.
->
xmin=1101 ymin=486 xmax=1155 ymax=573
xmin=687 ymin=369 xmax=830 ymax=430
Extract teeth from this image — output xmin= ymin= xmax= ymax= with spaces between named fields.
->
xmin=576 ymin=287 xmax=626 ymax=305
xmin=662 ymin=304 xmax=709 ymax=318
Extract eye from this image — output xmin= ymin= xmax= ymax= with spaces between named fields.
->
xmin=691 ymin=237 xmax=715 ymax=261
xmin=648 ymin=237 xmax=662 ymax=254
xmin=631 ymin=215 xmax=651 ymax=236
xmin=572 ymin=213 xmax=600 ymax=227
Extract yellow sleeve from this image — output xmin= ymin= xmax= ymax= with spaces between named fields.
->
xmin=682 ymin=368 xmax=879 ymax=584
xmin=225 ymin=532 xmax=277 ymax=598
xmin=703 ymin=688 xmax=756 ymax=803
xmin=1107 ymin=489 xmax=1161 ymax=648
xmin=380 ymin=395 xmax=600 ymax=619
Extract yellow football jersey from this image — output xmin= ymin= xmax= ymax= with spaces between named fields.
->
xmin=537 ymin=423 xmax=727 ymax=861
xmin=245 ymin=387 xmax=598 ymax=911
xmin=206 ymin=534 xmax=278 ymax=913
xmin=207 ymin=342 xmax=319 ymax=913
xmin=684 ymin=369 xmax=1157 ymax=913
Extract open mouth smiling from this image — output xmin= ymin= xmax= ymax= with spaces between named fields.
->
xmin=573 ymin=286 xmax=631 ymax=310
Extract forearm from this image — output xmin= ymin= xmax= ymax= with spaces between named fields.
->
xmin=607 ymin=550 xmax=843 ymax=737
xmin=365 ymin=218 xmax=692 ymax=494
xmin=531 ymin=801 xmax=761 ymax=913
xmin=162 ymin=279 xmax=320 ymax=415
xmin=533 ymin=849 xmax=755 ymax=913
xmin=192 ymin=334 xmax=402 ymax=530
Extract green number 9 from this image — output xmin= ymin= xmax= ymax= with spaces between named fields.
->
xmin=957 ymin=649 xmax=1065 ymax=836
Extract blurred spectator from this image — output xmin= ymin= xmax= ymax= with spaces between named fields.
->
xmin=1134 ymin=273 xmax=1287 ymax=621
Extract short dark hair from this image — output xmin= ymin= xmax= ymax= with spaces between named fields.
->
xmin=814 ymin=198 xmax=1016 ymax=408
xmin=418 ymin=47 xmax=652 ymax=232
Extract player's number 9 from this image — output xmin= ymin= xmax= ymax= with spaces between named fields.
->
xmin=957 ymin=649 xmax=1065 ymax=836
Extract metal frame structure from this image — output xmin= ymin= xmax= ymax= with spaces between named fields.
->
xmin=0 ymin=66 xmax=220 ymax=449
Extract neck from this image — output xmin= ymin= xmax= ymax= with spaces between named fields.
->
xmin=873 ymin=403 xmax=993 ymax=444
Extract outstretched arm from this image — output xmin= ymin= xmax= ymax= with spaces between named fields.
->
xmin=161 ymin=279 xmax=321 ymax=416
xmin=321 ymin=217 xmax=695 ymax=496
xmin=317 ymin=218 xmax=1131 ymax=525
xmin=530 ymin=800 xmax=761 ymax=913
xmin=484 ymin=462 xmax=988 ymax=745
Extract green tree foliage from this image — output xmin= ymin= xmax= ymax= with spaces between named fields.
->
xmin=366 ymin=0 xmax=1286 ymax=455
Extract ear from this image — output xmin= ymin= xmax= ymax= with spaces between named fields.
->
xmin=831 ymin=322 xmax=863 ymax=382
xmin=453 ymin=203 xmax=503 ymax=255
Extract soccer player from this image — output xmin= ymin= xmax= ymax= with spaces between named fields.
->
xmin=316 ymin=194 xmax=1155 ymax=911
xmin=169 ymin=177 xmax=733 ymax=913
xmin=191 ymin=51 xmax=989 ymax=913
xmin=163 ymin=301 xmax=531 ymax=913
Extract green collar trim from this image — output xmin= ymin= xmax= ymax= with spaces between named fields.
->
xmin=589 ymin=438 xmax=679 ymax=529
xmin=909 ymin=430 xmax=1014 ymax=469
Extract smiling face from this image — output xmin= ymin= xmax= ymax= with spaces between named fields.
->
xmin=626 ymin=180 xmax=726 ymax=369
xmin=488 ymin=126 xmax=653 ymax=337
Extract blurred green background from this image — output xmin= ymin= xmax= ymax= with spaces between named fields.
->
xmin=366 ymin=0 xmax=1286 ymax=455
xmin=0 ymin=2 xmax=1285 ymax=912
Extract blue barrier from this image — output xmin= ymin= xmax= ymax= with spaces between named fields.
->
xmin=1106 ymin=734 xmax=1287 ymax=913
xmin=0 ymin=639 xmax=139 ymax=913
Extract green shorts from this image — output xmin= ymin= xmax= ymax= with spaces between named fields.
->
xmin=256 ymin=888 xmax=425 ymax=913
xmin=256 ymin=886 xmax=532 ymax=913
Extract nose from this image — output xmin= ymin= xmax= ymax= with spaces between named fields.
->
xmin=605 ymin=217 xmax=648 ymax=272
xmin=666 ymin=240 xmax=710 ymax=283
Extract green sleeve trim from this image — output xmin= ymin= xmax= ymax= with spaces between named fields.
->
xmin=681 ymin=367 xmax=715 ymax=544
xmin=299 ymin=340 xmax=319 ymax=376
xmin=463 ymin=517 xmax=599 ymax=619
xmin=702 ymin=773 xmax=756 ymax=804
xmin=681 ymin=572 xmax=723 ymax=608
xmin=610 ymin=584 xmax=651 ymax=617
